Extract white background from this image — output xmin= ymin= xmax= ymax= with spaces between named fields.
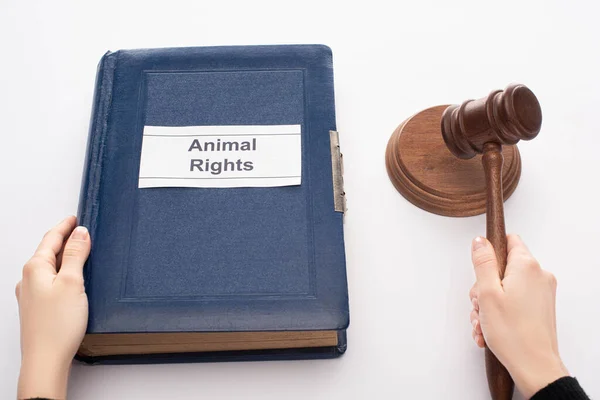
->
xmin=1 ymin=1 xmax=599 ymax=399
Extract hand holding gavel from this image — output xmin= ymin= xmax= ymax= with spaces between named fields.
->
xmin=386 ymin=84 xmax=583 ymax=399
xmin=441 ymin=84 xmax=542 ymax=399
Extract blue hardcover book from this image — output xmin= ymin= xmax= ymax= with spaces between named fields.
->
xmin=76 ymin=45 xmax=349 ymax=364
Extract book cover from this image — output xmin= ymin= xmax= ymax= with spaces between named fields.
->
xmin=76 ymin=44 xmax=349 ymax=364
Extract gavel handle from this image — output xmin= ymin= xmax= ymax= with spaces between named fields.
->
xmin=482 ymin=142 xmax=514 ymax=400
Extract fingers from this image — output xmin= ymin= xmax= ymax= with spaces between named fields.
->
xmin=473 ymin=330 xmax=486 ymax=348
xmin=33 ymin=216 xmax=77 ymax=268
xmin=470 ymin=308 xmax=485 ymax=348
xmin=506 ymin=234 xmax=543 ymax=281
xmin=471 ymin=237 xmax=502 ymax=297
xmin=470 ymin=309 xmax=481 ymax=332
xmin=470 ymin=237 xmax=500 ymax=349
xmin=507 ymin=234 xmax=531 ymax=264
xmin=469 ymin=283 xmax=478 ymax=302
xmin=58 ymin=226 xmax=91 ymax=280
xmin=15 ymin=281 xmax=22 ymax=301
xmin=469 ymin=282 xmax=484 ymax=347
xmin=506 ymin=233 xmax=528 ymax=253
xmin=469 ymin=283 xmax=480 ymax=311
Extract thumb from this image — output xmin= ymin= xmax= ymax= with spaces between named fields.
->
xmin=471 ymin=237 xmax=502 ymax=297
xmin=59 ymin=226 xmax=91 ymax=278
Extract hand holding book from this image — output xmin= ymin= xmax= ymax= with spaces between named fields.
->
xmin=15 ymin=216 xmax=90 ymax=400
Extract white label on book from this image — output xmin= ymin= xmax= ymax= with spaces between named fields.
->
xmin=138 ymin=125 xmax=302 ymax=188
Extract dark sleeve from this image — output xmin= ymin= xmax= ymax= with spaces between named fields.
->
xmin=531 ymin=377 xmax=589 ymax=400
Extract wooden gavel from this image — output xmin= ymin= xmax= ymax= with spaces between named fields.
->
xmin=441 ymin=84 xmax=542 ymax=399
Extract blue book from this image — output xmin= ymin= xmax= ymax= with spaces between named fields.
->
xmin=76 ymin=45 xmax=349 ymax=364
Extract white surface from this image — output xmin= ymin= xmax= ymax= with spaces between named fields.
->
xmin=139 ymin=125 xmax=302 ymax=188
xmin=1 ymin=0 xmax=599 ymax=399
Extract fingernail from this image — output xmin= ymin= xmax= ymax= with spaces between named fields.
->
xmin=472 ymin=319 xmax=478 ymax=330
xmin=476 ymin=334 xmax=485 ymax=348
xmin=472 ymin=237 xmax=487 ymax=251
xmin=472 ymin=297 xmax=479 ymax=310
xmin=72 ymin=226 xmax=88 ymax=240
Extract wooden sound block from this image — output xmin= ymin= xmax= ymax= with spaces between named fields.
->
xmin=385 ymin=105 xmax=521 ymax=217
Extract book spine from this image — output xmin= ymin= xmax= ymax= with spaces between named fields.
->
xmin=77 ymin=51 xmax=117 ymax=293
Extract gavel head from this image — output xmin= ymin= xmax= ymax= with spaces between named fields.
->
xmin=441 ymin=84 xmax=542 ymax=159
